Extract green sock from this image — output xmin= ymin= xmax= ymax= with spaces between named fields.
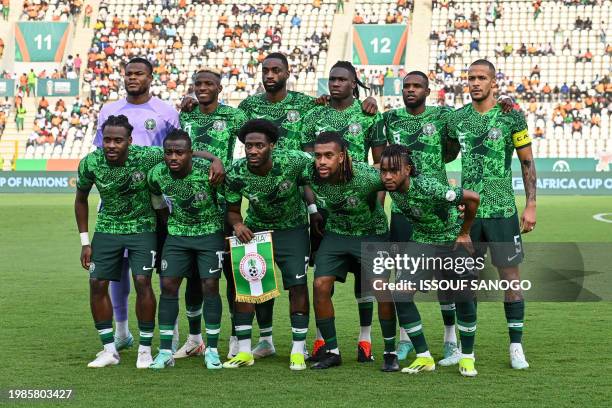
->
xmin=138 ymin=321 xmax=154 ymax=347
xmin=158 ymin=294 xmax=179 ymax=350
xmin=234 ymin=311 xmax=254 ymax=341
xmin=439 ymin=301 xmax=456 ymax=326
xmin=379 ymin=317 xmax=397 ymax=353
xmin=95 ymin=320 xmax=114 ymax=346
xmin=316 ymin=317 xmax=338 ymax=350
xmin=185 ymin=277 xmax=203 ymax=335
xmin=203 ymin=293 xmax=222 ymax=348
xmin=504 ymin=301 xmax=525 ymax=343
xmin=255 ymin=299 xmax=274 ymax=339
xmin=185 ymin=303 xmax=202 ymax=335
xmin=456 ymin=302 xmax=476 ymax=354
xmin=357 ymin=297 xmax=374 ymax=327
xmin=290 ymin=313 xmax=309 ymax=342
xmin=397 ymin=301 xmax=429 ymax=354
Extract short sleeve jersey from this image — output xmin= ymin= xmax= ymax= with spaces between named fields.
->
xmin=390 ymin=175 xmax=463 ymax=243
xmin=179 ymin=104 xmax=247 ymax=169
xmin=238 ymin=91 xmax=316 ymax=151
xmin=225 ymin=149 xmax=312 ymax=231
xmin=301 ymin=161 xmax=388 ymax=237
xmin=77 ymin=146 xmax=164 ymax=234
xmin=447 ymin=104 xmax=530 ymax=218
xmin=383 ymin=105 xmax=452 ymax=214
xmin=301 ymin=100 xmax=386 ymax=163
xmin=147 ymin=158 xmax=223 ymax=236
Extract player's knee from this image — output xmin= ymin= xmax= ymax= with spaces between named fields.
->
xmin=133 ymin=275 xmax=152 ymax=293
xmin=313 ymin=278 xmax=332 ymax=298
xmin=201 ymin=278 xmax=219 ymax=296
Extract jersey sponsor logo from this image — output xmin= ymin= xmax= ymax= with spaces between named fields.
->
xmin=286 ymin=110 xmax=300 ymax=123
xmin=488 ymin=127 xmax=502 ymax=140
xmin=212 ymin=120 xmax=227 ymax=131
xmin=422 ymin=123 xmax=437 ymax=136
xmin=445 ymin=190 xmax=457 ymax=202
xmin=132 ymin=171 xmax=146 ymax=183
xmin=295 ymin=273 xmax=306 ymax=279
xmin=348 ymin=122 xmax=362 ymax=135
xmin=96 ymin=179 xmax=112 ymax=189
xmin=194 ymin=191 xmax=208 ymax=202
xmin=142 ymin=265 xmax=154 ymax=271
xmin=239 ymin=253 xmax=266 ymax=282
xmin=144 ymin=118 xmax=157 ymax=130
xmin=209 ymin=268 xmax=221 ymax=274
xmin=161 ymin=259 xmax=168 ymax=271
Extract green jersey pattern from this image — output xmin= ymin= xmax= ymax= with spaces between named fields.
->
xmin=302 ymin=161 xmax=388 ymax=236
xmin=447 ymin=104 xmax=529 ymax=218
xmin=383 ymin=105 xmax=452 ymax=214
xmin=238 ymin=91 xmax=316 ymax=151
xmin=301 ymin=100 xmax=385 ymax=162
xmin=180 ymin=104 xmax=247 ymax=169
xmin=77 ymin=145 xmax=164 ymax=234
xmin=390 ymin=175 xmax=463 ymax=243
xmin=225 ymin=149 xmax=312 ymax=230
xmin=147 ymin=158 xmax=223 ymax=236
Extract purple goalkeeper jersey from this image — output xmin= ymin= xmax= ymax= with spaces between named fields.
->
xmin=94 ymin=96 xmax=179 ymax=147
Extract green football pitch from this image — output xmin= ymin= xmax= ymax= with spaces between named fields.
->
xmin=1 ymin=194 xmax=611 ymax=407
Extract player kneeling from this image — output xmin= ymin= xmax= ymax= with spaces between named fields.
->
xmin=148 ymin=130 xmax=225 ymax=370
xmin=380 ymin=144 xmax=481 ymax=377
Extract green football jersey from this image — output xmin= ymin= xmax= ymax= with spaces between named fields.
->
xmin=180 ymin=104 xmax=247 ymax=169
xmin=238 ymin=91 xmax=317 ymax=151
xmin=301 ymin=161 xmax=388 ymax=237
xmin=147 ymin=158 xmax=223 ymax=236
xmin=301 ymin=100 xmax=385 ymax=163
xmin=225 ymin=149 xmax=312 ymax=231
xmin=383 ymin=105 xmax=452 ymax=214
xmin=390 ymin=175 xmax=463 ymax=243
xmin=447 ymin=104 xmax=530 ymax=218
xmin=77 ymin=145 xmax=164 ymax=234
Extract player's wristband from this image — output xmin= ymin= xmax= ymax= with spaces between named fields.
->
xmin=307 ymin=204 xmax=318 ymax=215
xmin=80 ymin=232 xmax=90 ymax=246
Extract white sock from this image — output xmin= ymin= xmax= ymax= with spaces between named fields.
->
xmin=115 ymin=320 xmax=129 ymax=339
xmin=260 ymin=335 xmax=273 ymax=345
xmin=188 ymin=333 xmax=203 ymax=344
xmin=315 ymin=328 xmax=323 ymax=341
xmin=238 ymin=338 xmax=251 ymax=353
xmin=444 ymin=325 xmax=457 ymax=344
xmin=173 ymin=320 xmax=179 ymax=338
xmin=359 ymin=326 xmax=371 ymax=342
xmin=510 ymin=343 xmax=524 ymax=354
xmin=328 ymin=347 xmax=340 ymax=355
xmin=138 ymin=345 xmax=151 ymax=353
xmin=291 ymin=340 xmax=305 ymax=355
xmin=399 ymin=327 xmax=411 ymax=342
xmin=207 ymin=347 xmax=218 ymax=353
xmin=416 ymin=350 xmax=432 ymax=358
xmin=384 ymin=351 xmax=397 ymax=355
xmin=104 ymin=342 xmax=117 ymax=354
xmin=461 ymin=352 xmax=475 ymax=360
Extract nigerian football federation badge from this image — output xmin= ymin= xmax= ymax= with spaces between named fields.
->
xmin=346 ymin=196 xmax=359 ymax=207
xmin=144 ymin=118 xmax=156 ymax=130
xmin=488 ymin=128 xmax=502 ymax=140
xmin=213 ymin=120 xmax=227 ymax=131
xmin=279 ymin=180 xmax=292 ymax=192
xmin=132 ymin=171 xmax=145 ymax=183
xmin=411 ymin=207 xmax=422 ymax=218
xmin=194 ymin=192 xmax=207 ymax=202
xmin=348 ymin=123 xmax=362 ymax=135
xmin=423 ymin=123 xmax=436 ymax=136
xmin=286 ymin=110 xmax=300 ymax=123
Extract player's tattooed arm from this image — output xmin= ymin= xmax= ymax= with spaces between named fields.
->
xmin=517 ymin=146 xmax=537 ymax=233
xmin=193 ymin=151 xmax=225 ymax=185
xmin=74 ymin=189 xmax=91 ymax=270
xmin=227 ymin=203 xmax=254 ymax=243
xmin=443 ymin=137 xmax=461 ymax=163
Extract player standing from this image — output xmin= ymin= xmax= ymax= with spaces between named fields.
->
xmin=147 ymin=130 xmax=225 ymax=370
xmin=379 ymin=144 xmax=481 ymax=376
xmin=75 ymin=115 xmax=164 ymax=368
xmin=446 ymin=59 xmax=537 ymax=369
xmin=222 ymin=119 xmax=314 ymax=371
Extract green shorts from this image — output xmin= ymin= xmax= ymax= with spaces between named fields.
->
xmin=90 ymin=232 xmax=157 ymax=281
xmin=470 ymin=213 xmax=524 ymax=268
xmin=254 ymin=226 xmax=310 ymax=289
xmin=314 ymin=232 xmax=388 ymax=283
xmin=389 ymin=212 xmax=414 ymax=242
xmin=161 ymin=233 xmax=225 ymax=279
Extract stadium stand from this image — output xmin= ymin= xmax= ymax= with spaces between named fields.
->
xmin=353 ymin=0 xmax=414 ymax=24
xmin=21 ymin=0 xmax=83 ymax=21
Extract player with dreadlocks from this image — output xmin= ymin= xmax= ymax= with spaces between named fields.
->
xmin=379 ymin=144 xmax=481 ymax=376
xmin=301 ymin=61 xmax=387 ymax=363
xmin=302 ymin=132 xmax=396 ymax=371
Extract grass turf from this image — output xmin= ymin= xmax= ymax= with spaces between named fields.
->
xmin=1 ymin=194 xmax=611 ymax=407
